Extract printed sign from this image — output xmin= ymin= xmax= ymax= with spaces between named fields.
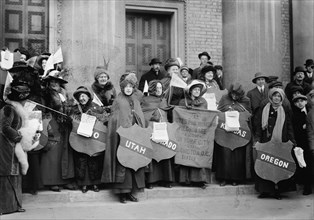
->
xmin=254 ymin=140 xmax=296 ymax=184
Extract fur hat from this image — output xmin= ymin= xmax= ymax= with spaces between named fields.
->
xmin=119 ymin=72 xmax=137 ymax=91
xmin=73 ymin=86 xmax=92 ymax=102
xmin=94 ymin=66 xmax=110 ymax=81
xmin=201 ymin=65 xmax=217 ymax=75
xmin=164 ymin=58 xmax=180 ymax=71
xmin=228 ymin=82 xmax=245 ymax=98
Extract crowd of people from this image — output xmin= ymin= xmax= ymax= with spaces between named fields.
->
xmin=0 ymin=47 xmax=314 ymax=215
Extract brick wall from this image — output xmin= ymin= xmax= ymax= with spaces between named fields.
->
xmin=185 ymin=0 xmax=223 ymax=69
xmin=281 ymin=0 xmax=291 ymax=86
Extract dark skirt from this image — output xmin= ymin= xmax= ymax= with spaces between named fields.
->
xmin=146 ymin=158 xmax=175 ymax=184
xmin=74 ymin=152 xmax=104 ymax=187
xmin=255 ymin=176 xmax=296 ymax=194
xmin=0 ymin=175 xmax=22 ymax=214
xmin=213 ymin=142 xmax=246 ymax=182
xmin=22 ymin=152 xmax=43 ymax=192
xmin=178 ymin=166 xmax=211 ymax=184
xmin=112 ymin=167 xmax=145 ymax=194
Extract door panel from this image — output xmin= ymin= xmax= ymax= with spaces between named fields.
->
xmin=0 ymin=0 xmax=48 ymax=55
xmin=126 ymin=13 xmax=170 ymax=80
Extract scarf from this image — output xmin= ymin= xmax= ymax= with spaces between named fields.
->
xmin=261 ymin=88 xmax=285 ymax=141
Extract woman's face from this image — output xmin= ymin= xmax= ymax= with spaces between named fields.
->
xmin=205 ymin=71 xmax=214 ymax=81
xmin=97 ymin=73 xmax=108 ymax=85
xmin=180 ymin=69 xmax=189 ymax=78
xmin=168 ymin=66 xmax=179 ymax=76
xmin=42 ymin=59 xmax=47 ymax=70
xmin=231 ymin=92 xmax=239 ymax=101
xmin=79 ymin=93 xmax=89 ymax=105
xmin=124 ymin=83 xmax=134 ymax=96
xmin=49 ymin=79 xmax=61 ymax=91
xmin=155 ymin=83 xmax=163 ymax=96
xmin=272 ymin=92 xmax=282 ymax=104
xmin=191 ymin=86 xmax=201 ymax=98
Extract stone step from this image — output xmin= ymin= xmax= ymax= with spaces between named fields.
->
xmin=23 ymin=184 xmax=257 ymax=206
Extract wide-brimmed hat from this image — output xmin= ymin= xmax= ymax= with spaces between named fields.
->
xmin=267 ymin=75 xmax=279 ymax=83
xmin=37 ymin=54 xmax=50 ymax=67
xmin=73 ymin=86 xmax=92 ymax=102
xmin=198 ymin=51 xmax=211 ymax=60
xmin=252 ymin=72 xmax=269 ymax=83
xmin=9 ymin=61 xmax=34 ymax=73
xmin=186 ymin=80 xmax=206 ymax=96
xmin=7 ymin=84 xmax=31 ymax=101
xmin=164 ymin=58 xmax=180 ymax=71
xmin=304 ymin=59 xmax=314 ymax=67
xmin=292 ymin=94 xmax=308 ymax=102
xmin=149 ymin=58 xmax=162 ymax=66
xmin=290 ymin=85 xmax=304 ymax=94
xmin=44 ymin=70 xmax=68 ymax=84
xmin=201 ymin=65 xmax=217 ymax=75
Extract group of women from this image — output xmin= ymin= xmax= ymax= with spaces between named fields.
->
xmin=0 ymin=54 xmax=313 ymax=215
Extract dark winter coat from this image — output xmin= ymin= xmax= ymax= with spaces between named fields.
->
xmin=91 ymin=81 xmax=116 ymax=108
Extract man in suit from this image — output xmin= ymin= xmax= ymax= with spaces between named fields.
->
xmin=138 ymin=58 xmax=166 ymax=92
xmin=304 ymin=59 xmax=314 ymax=84
xmin=192 ymin=51 xmax=211 ymax=80
xmin=247 ymin=72 xmax=269 ymax=137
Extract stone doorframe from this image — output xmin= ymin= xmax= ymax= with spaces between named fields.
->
xmin=125 ymin=0 xmax=186 ymax=64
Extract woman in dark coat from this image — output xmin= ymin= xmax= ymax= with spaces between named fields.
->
xmin=0 ymin=82 xmax=31 ymax=214
xmin=141 ymin=80 xmax=175 ymax=189
xmin=212 ymin=82 xmax=252 ymax=186
xmin=255 ymin=88 xmax=297 ymax=199
xmin=70 ymin=86 xmax=106 ymax=193
xmin=40 ymin=70 xmax=75 ymax=192
xmin=178 ymin=80 xmax=210 ymax=188
xmin=101 ymin=73 xmax=146 ymax=203
xmin=91 ymin=66 xmax=116 ymax=114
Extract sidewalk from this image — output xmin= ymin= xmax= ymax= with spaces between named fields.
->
xmin=1 ymin=191 xmax=313 ymax=220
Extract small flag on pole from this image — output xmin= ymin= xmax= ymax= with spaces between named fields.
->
xmin=143 ymin=80 xmax=149 ymax=94
xmin=43 ymin=54 xmax=54 ymax=77
xmin=53 ymin=47 xmax=63 ymax=64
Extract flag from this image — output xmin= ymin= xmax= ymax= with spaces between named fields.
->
xmin=43 ymin=54 xmax=54 ymax=77
xmin=170 ymin=73 xmax=187 ymax=89
xmin=53 ymin=47 xmax=63 ymax=64
xmin=0 ymin=50 xmax=14 ymax=70
xmin=176 ymin=57 xmax=183 ymax=67
xmin=3 ymin=71 xmax=13 ymax=101
xmin=143 ymin=80 xmax=149 ymax=94
xmin=92 ymin=92 xmax=103 ymax=106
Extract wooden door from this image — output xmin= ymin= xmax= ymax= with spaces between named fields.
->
xmin=0 ymin=0 xmax=49 ymax=55
xmin=126 ymin=13 xmax=170 ymax=80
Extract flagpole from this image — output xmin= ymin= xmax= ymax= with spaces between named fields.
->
xmin=27 ymin=99 xmax=68 ymax=117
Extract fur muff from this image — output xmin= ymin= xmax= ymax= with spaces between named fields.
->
xmin=6 ymin=100 xmax=41 ymax=175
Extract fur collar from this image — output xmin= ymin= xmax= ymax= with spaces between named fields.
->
xmin=6 ymin=100 xmax=28 ymax=126
xmin=92 ymin=81 xmax=114 ymax=94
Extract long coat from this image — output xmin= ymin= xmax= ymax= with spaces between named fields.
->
xmin=0 ymin=104 xmax=23 ymax=214
xmin=212 ymin=93 xmax=253 ymax=181
xmin=254 ymin=102 xmax=297 ymax=194
xmin=101 ymin=93 xmax=146 ymax=190
xmin=91 ymin=81 xmax=116 ymax=108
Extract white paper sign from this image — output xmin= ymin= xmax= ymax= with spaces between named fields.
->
xmin=77 ymin=113 xmax=97 ymax=137
xmin=1 ymin=50 xmax=14 ymax=70
xmin=152 ymin=122 xmax=169 ymax=143
xmin=203 ymin=92 xmax=217 ymax=110
xmin=225 ymin=111 xmax=240 ymax=131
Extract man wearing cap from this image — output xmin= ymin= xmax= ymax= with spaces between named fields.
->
xmin=304 ymin=59 xmax=314 ymax=84
xmin=285 ymin=66 xmax=311 ymax=103
xmin=247 ymin=72 xmax=269 ymax=136
xmin=138 ymin=58 xmax=166 ymax=92
xmin=192 ymin=51 xmax=211 ymax=80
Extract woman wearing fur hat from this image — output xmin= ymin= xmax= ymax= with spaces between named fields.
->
xmin=0 ymin=81 xmax=39 ymax=214
xmin=101 ymin=73 xmax=146 ymax=203
xmin=254 ymin=88 xmax=297 ymax=200
xmin=141 ymin=80 xmax=175 ymax=189
xmin=177 ymin=80 xmax=210 ymax=189
xmin=199 ymin=65 xmax=221 ymax=91
xmin=212 ymin=82 xmax=252 ymax=187
xmin=40 ymin=70 xmax=76 ymax=192
xmin=91 ymin=66 xmax=116 ymax=114
xmin=70 ymin=86 xmax=106 ymax=193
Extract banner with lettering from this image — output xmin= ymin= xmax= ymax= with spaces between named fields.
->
xmin=69 ymin=116 xmax=107 ymax=156
xmin=117 ymin=124 xmax=153 ymax=171
xmin=173 ymin=107 xmax=218 ymax=168
xmin=254 ymin=140 xmax=296 ymax=184
xmin=149 ymin=122 xmax=179 ymax=162
xmin=215 ymin=111 xmax=251 ymax=150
